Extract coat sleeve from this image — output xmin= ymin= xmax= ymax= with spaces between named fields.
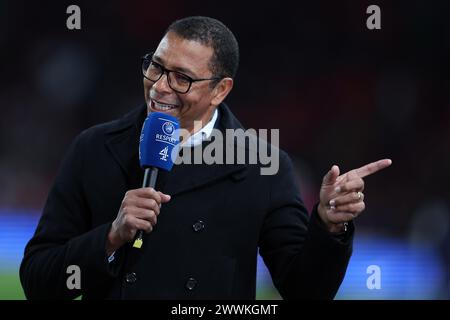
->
xmin=258 ymin=152 xmax=354 ymax=299
xmin=20 ymin=131 xmax=122 ymax=300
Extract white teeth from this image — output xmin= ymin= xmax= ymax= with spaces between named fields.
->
xmin=153 ymin=100 xmax=177 ymax=111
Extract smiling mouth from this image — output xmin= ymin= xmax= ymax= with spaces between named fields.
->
xmin=150 ymin=99 xmax=179 ymax=111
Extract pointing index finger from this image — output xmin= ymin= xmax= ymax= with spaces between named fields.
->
xmin=354 ymin=159 xmax=392 ymax=178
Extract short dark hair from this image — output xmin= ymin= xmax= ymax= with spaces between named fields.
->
xmin=166 ymin=16 xmax=239 ymax=80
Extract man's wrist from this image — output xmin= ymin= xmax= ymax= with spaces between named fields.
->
xmin=317 ymin=203 xmax=347 ymax=234
xmin=327 ymin=222 xmax=347 ymax=234
xmin=106 ymin=227 xmax=123 ymax=256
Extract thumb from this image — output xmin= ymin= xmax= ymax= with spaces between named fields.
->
xmin=159 ymin=192 xmax=171 ymax=203
xmin=322 ymin=165 xmax=340 ymax=186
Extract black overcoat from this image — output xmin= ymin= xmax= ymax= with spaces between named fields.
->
xmin=20 ymin=103 xmax=353 ymax=300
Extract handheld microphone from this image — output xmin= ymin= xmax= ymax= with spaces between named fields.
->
xmin=133 ymin=111 xmax=180 ymax=249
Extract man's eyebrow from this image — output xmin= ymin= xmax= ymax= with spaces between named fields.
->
xmin=152 ymin=54 xmax=197 ymax=78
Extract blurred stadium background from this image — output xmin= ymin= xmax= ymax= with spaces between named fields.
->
xmin=1 ymin=0 xmax=449 ymax=299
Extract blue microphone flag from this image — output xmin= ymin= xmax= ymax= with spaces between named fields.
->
xmin=139 ymin=112 xmax=180 ymax=171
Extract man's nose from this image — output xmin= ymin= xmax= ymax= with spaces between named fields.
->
xmin=152 ymin=73 xmax=173 ymax=94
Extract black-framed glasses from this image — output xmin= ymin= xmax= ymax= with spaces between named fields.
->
xmin=141 ymin=52 xmax=223 ymax=94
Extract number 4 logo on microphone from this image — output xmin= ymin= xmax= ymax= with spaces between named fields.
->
xmin=159 ymin=146 xmax=169 ymax=161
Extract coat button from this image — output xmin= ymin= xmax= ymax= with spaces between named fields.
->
xmin=125 ymin=272 xmax=137 ymax=283
xmin=185 ymin=277 xmax=197 ymax=291
xmin=192 ymin=220 xmax=205 ymax=232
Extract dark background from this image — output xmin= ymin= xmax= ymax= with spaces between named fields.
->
xmin=0 ymin=0 xmax=449 ymax=299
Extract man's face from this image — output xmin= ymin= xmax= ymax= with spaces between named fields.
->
xmin=144 ymin=31 xmax=220 ymax=133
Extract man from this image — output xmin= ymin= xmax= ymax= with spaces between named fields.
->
xmin=20 ymin=16 xmax=391 ymax=299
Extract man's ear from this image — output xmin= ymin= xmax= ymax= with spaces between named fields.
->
xmin=211 ymin=78 xmax=234 ymax=106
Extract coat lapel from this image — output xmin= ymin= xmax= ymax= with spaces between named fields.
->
xmin=164 ymin=104 xmax=249 ymax=196
xmin=104 ymin=103 xmax=249 ymax=196
xmin=104 ymin=105 xmax=145 ymax=187
xmin=164 ymin=159 xmax=247 ymax=197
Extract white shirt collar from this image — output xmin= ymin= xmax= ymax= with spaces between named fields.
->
xmin=181 ymin=108 xmax=218 ymax=147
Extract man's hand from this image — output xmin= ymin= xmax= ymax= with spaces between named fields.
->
xmin=106 ymin=187 xmax=171 ymax=255
xmin=317 ymin=159 xmax=392 ymax=233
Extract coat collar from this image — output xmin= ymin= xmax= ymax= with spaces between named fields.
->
xmin=104 ymin=105 xmax=145 ymax=187
xmin=104 ymin=103 xmax=248 ymax=196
